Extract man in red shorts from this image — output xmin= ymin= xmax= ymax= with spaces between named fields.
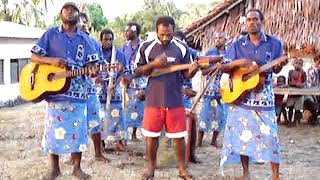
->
xmin=134 ymin=16 xmax=199 ymax=180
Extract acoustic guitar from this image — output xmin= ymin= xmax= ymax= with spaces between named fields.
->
xmin=219 ymin=47 xmax=315 ymax=104
xmin=149 ymin=57 xmax=217 ymax=77
xmin=19 ymin=62 xmax=120 ymax=102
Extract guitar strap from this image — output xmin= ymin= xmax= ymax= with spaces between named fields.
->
xmin=30 ymin=64 xmax=40 ymax=90
xmin=254 ymin=110 xmax=267 ymax=125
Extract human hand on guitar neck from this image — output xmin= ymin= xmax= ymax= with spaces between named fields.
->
xmin=220 ymin=55 xmax=289 ymax=74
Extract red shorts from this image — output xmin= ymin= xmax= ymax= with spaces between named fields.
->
xmin=142 ymin=107 xmax=187 ymax=138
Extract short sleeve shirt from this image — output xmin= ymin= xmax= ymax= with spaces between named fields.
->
xmin=135 ymin=37 xmax=191 ymax=108
xmin=31 ymin=26 xmax=99 ymax=102
xmin=224 ymin=32 xmax=283 ymax=110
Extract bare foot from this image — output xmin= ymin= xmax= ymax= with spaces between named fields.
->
xmin=236 ymin=174 xmax=250 ymax=180
xmin=45 ymin=170 xmax=61 ymax=180
xmin=272 ymin=174 xmax=279 ymax=180
xmin=115 ymin=141 xmax=125 ymax=153
xmin=72 ymin=169 xmax=91 ymax=180
xmin=178 ymin=170 xmax=194 ymax=180
xmin=95 ymin=155 xmax=110 ymax=163
xmin=142 ymin=169 xmax=154 ymax=180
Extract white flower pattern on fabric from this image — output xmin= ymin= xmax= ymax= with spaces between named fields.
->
xmin=211 ymin=121 xmax=219 ymax=130
xmin=48 ymin=116 xmax=54 ymax=123
xmin=111 ymin=109 xmax=120 ymax=118
xmin=79 ymin=144 xmax=87 ymax=152
xmin=131 ymin=112 xmax=138 ymax=120
xmin=98 ymin=109 xmax=105 ymax=119
xmin=260 ymin=124 xmax=271 ymax=135
xmin=211 ymin=100 xmax=217 ymax=107
xmin=240 ymin=130 xmax=253 ymax=143
xmin=107 ymin=136 xmax=115 ymax=142
xmin=200 ymin=121 xmax=206 ymax=129
xmin=54 ymin=127 xmax=66 ymax=140
xmin=89 ymin=120 xmax=99 ymax=128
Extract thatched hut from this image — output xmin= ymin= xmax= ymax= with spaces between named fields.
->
xmin=183 ymin=0 xmax=319 ymax=55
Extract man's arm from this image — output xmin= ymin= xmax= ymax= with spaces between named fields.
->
xmin=134 ymin=53 xmax=168 ymax=77
xmin=31 ymin=53 xmax=66 ymax=68
xmin=220 ymin=59 xmax=252 ymax=73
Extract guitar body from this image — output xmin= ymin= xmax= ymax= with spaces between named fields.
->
xmin=220 ymin=64 xmax=260 ymax=103
xmin=19 ymin=63 xmax=69 ymax=102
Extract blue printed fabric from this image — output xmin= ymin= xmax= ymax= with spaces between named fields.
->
xmin=42 ymin=101 xmax=89 ymax=154
xmin=220 ymin=105 xmax=281 ymax=166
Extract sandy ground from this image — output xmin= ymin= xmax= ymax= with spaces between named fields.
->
xmin=0 ymin=102 xmax=320 ymax=180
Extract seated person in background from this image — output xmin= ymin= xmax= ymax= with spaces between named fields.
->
xmin=287 ymin=58 xmax=306 ymax=126
xmin=274 ymin=75 xmax=289 ymax=125
xmin=304 ymin=95 xmax=320 ymax=125
xmin=304 ymin=54 xmax=320 ymax=125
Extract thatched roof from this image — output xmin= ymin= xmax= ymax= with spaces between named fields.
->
xmin=183 ymin=0 xmax=319 ymax=55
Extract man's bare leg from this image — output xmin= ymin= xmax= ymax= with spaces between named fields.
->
xmin=271 ymin=162 xmax=280 ymax=180
xmin=132 ymin=127 xmax=140 ymax=141
xmin=143 ymin=137 xmax=159 ymax=179
xmin=210 ymin=131 xmax=220 ymax=147
xmin=197 ymin=131 xmax=204 ymax=147
xmin=173 ymin=137 xmax=193 ymax=180
xmin=238 ymin=155 xmax=249 ymax=180
xmin=189 ymin=117 xmax=199 ymax=164
xmin=71 ymin=152 xmax=91 ymax=179
xmin=91 ymin=132 xmax=109 ymax=162
xmin=49 ymin=154 xmax=61 ymax=180
xmin=115 ymin=140 xmax=125 ymax=153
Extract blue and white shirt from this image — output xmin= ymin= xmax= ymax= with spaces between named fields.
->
xmin=120 ymin=39 xmax=147 ymax=90
xmin=224 ymin=32 xmax=283 ymax=110
xmin=203 ymin=47 xmax=229 ymax=99
xmin=31 ymin=26 xmax=99 ymax=102
xmin=97 ymin=48 xmax=127 ymax=103
xmin=135 ymin=37 xmax=191 ymax=108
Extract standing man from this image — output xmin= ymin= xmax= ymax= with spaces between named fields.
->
xmin=197 ymin=32 xmax=228 ymax=148
xmin=77 ymin=12 xmax=108 ymax=162
xmin=120 ymin=22 xmax=146 ymax=141
xmin=31 ymin=2 xmax=98 ymax=179
xmin=97 ymin=29 xmax=128 ymax=152
xmin=220 ymin=9 xmax=287 ymax=180
xmin=135 ymin=16 xmax=198 ymax=180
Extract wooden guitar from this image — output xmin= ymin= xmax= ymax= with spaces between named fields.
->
xmin=220 ymin=45 xmax=315 ymax=103
xmin=149 ymin=57 xmax=216 ymax=77
xmin=19 ymin=62 xmax=120 ymax=102
xmin=220 ymin=57 xmax=289 ymax=103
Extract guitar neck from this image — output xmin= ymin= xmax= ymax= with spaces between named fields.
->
xmin=53 ymin=64 xmax=107 ymax=80
xmin=246 ymin=58 xmax=284 ymax=78
xmin=149 ymin=60 xmax=210 ymax=77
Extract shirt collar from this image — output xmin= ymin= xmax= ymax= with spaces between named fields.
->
xmin=243 ymin=31 xmax=268 ymax=46
xmin=126 ymin=39 xmax=142 ymax=48
xmin=57 ymin=26 xmax=81 ymax=36
xmin=155 ymin=36 xmax=174 ymax=45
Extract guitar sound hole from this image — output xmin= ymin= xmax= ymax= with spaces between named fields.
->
xmin=47 ymin=73 xmax=55 ymax=81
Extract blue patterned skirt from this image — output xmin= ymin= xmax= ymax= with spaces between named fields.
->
xmin=198 ymin=97 xmax=227 ymax=132
xmin=42 ymin=101 xmax=89 ymax=155
xmin=220 ymin=105 xmax=281 ymax=167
